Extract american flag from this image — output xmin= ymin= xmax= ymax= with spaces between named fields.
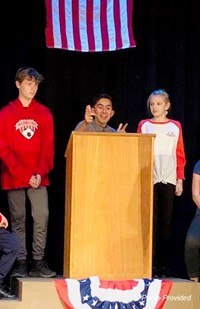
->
xmin=54 ymin=276 xmax=173 ymax=308
xmin=45 ymin=0 xmax=136 ymax=52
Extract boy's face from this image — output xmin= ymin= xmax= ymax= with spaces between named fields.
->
xmin=16 ymin=77 xmax=39 ymax=101
xmin=93 ymin=98 xmax=115 ymax=127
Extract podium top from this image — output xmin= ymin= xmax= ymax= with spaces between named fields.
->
xmin=65 ymin=131 xmax=156 ymax=157
xmin=70 ymin=131 xmax=156 ymax=137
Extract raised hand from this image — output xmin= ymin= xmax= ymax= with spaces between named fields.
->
xmin=117 ymin=123 xmax=128 ymax=133
xmin=84 ymin=105 xmax=96 ymax=124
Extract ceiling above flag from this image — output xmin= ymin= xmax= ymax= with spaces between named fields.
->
xmin=45 ymin=0 xmax=136 ymax=52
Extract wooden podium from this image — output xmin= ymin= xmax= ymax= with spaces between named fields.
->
xmin=64 ymin=132 xmax=155 ymax=280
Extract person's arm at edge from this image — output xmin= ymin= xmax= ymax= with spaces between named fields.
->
xmin=35 ymin=110 xmax=54 ymax=177
xmin=176 ymin=122 xmax=186 ymax=180
xmin=0 ymin=212 xmax=8 ymax=228
xmin=75 ymin=105 xmax=95 ymax=132
xmin=192 ymin=172 xmax=200 ymax=209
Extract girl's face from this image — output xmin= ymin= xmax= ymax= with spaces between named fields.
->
xmin=149 ymin=95 xmax=170 ymax=119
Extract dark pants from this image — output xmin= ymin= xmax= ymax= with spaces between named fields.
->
xmin=153 ymin=182 xmax=175 ymax=270
xmin=7 ymin=187 xmax=49 ymax=261
xmin=0 ymin=228 xmax=20 ymax=286
xmin=185 ymin=208 xmax=200 ymax=278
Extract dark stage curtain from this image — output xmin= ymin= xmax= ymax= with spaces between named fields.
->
xmin=0 ymin=0 xmax=200 ymax=277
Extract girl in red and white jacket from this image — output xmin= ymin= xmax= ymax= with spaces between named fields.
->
xmin=137 ymin=89 xmax=186 ymax=278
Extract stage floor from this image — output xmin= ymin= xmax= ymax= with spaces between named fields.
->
xmin=0 ymin=277 xmax=199 ymax=309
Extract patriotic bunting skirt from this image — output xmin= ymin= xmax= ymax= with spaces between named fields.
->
xmin=54 ymin=276 xmax=173 ymax=309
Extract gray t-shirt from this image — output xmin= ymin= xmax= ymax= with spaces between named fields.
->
xmin=75 ymin=119 xmax=116 ymax=132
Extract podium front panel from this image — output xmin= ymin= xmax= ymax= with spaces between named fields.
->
xmin=64 ymin=132 xmax=154 ymax=280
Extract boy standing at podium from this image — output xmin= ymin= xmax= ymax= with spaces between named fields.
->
xmin=75 ymin=93 xmax=128 ymax=132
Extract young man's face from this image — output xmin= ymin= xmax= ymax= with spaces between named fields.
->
xmin=93 ymin=98 xmax=115 ymax=127
xmin=16 ymin=77 xmax=39 ymax=101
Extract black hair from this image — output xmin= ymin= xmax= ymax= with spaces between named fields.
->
xmin=92 ymin=93 xmax=113 ymax=107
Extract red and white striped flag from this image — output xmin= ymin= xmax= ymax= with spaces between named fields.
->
xmin=45 ymin=0 xmax=136 ymax=52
